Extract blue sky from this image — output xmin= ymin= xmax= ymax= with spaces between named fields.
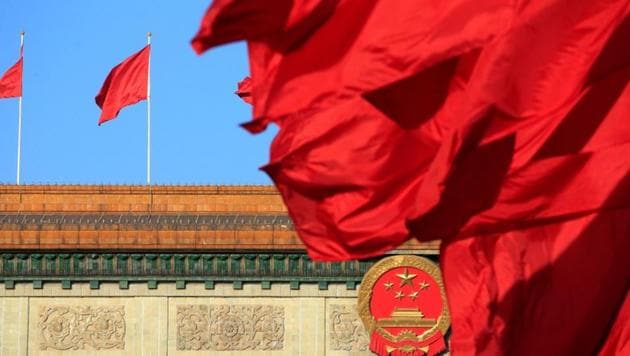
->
xmin=0 ymin=0 xmax=276 ymax=185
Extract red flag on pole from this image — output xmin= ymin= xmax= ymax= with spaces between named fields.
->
xmin=3 ymin=32 xmax=25 ymax=185
xmin=0 ymin=57 xmax=22 ymax=99
xmin=95 ymin=45 xmax=150 ymax=125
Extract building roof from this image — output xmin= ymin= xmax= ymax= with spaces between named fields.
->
xmin=0 ymin=185 xmax=438 ymax=253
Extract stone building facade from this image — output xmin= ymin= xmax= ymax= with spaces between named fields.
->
xmin=0 ymin=185 xmax=439 ymax=355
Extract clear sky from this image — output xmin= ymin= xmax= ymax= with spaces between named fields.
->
xmin=0 ymin=0 xmax=276 ymax=185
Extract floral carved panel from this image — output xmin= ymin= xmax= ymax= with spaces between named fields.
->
xmin=329 ymin=304 xmax=369 ymax=351
xmin=38 ymin=305 xmax=125 ymax=350
xmin=177 ymin=304 xmax=284 ymax=351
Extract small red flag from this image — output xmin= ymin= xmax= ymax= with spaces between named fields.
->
xmin=95 ymin=45 xmax=150 ymax=125
xmin=0 ymin=57 xmax=22 ymax=99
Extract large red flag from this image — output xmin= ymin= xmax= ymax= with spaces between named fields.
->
xmin=0 ymin=57 xmax=22 ymax=99
xmin=95 ymin=45 xmax=150 ymax=125
xmin=441 ymin=208 xmax=630 ymax=355
xmin=192 ymin=0 xmax=630 ymax=354
xmin=194 ymin=0 xmax=513 ymax=259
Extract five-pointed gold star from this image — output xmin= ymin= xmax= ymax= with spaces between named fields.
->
xmin=408 ymin=291 xmax=419 ymax=300
xmin=396 ymin=268 xmax=417 ymax=287
xmin=419 ymin=281 xmax=430 ymax=290
xmin=384 ymin=282 xmax=394 ymax=290
xmin=394 ymin=291 xmax=405 ymax=300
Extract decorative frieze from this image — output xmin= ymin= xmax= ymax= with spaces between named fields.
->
xmin=329 ymin=304 xmax=370 ymax=351
xmin=0 ymin=252 xmax=375 ymax=290
xmin=38 ymin=305 xmax=125 ymax=351
xmin=177 ymin=304 xmax=284 ymax=351
xmin=0 ymin=213 xmax=293 ymax=230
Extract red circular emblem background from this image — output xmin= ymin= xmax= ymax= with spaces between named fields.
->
xmin=358 ymin=256 xmax=450 ymax=356
xmin=371 ymin=266 xmax=444 ymax=337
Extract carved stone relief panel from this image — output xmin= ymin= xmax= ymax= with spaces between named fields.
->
xmin=38 ymin=305 xmax=125 ymax=351
xmin=177 ymin=304 xmax=285 ymax=351
xmin=177 ymin=305 xmax=209 ymax=351
xmin=329 ymin=304 xmax=369 ymax=351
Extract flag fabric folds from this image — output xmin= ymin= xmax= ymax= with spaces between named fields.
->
xmin=236 ymin=76 xmax=253 ymax=104
xmin=95 ymin=45 xmax=150 ymax=125
xmin=0 ymin=57 xmax=22 ymax=99
xmin=192 ymin=0 xmax=629 ymax=354
xmin=192 ymin=0 xmax=630 ymax=258
xmin=441 ymin=208 xmax=630 ymax=355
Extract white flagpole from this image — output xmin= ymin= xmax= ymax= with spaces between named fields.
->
xmin=16 ymin=32 xmax=24 ymax=185
xmin=146 ymin=32 xmax=151 ymax=185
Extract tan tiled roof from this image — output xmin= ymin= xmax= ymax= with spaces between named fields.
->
xmin=0 ymin=185 xmax=438 ymax=252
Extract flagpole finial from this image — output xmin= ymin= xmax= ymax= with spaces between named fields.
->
xmin=20 ymin=31 xmax=25 ymax=36
xmin=147 ymin=32 xmax=152 ymax=38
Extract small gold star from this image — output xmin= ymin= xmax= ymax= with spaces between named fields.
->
xmin=384 ymin=282 xmax=394 ymax=290
xmin=408 ymin=291 xmax=419 ymax=300
xmin=394 ymin=291 xmax=405 ymax=300
xmin=396 ymin=268 xmax=417 ymax=287
xmin=419 ymin=281 xmax=429 ymax=290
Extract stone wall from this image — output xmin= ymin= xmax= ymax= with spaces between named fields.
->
xmin=0 ymin=282 xmax=372 ymax=356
